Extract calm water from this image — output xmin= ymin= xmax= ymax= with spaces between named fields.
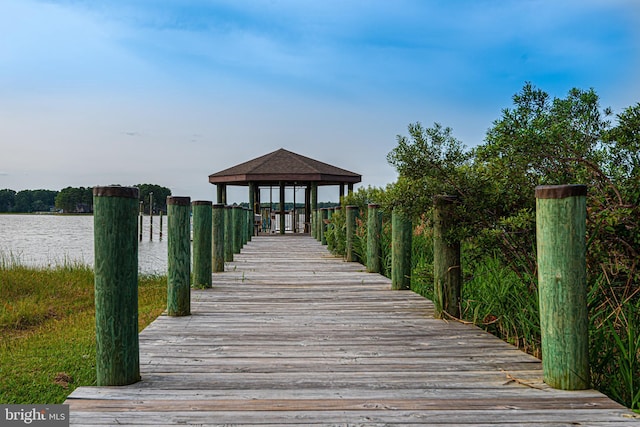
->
xmin=0 ymin=214 xmax=167 ymax=274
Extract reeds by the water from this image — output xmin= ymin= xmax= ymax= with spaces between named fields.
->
xmin=0 ymin=254 xmax=166 ymax=404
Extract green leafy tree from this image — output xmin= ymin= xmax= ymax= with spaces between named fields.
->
xmin=387 ymin=83 xmax=621 ymax=282
xmin=0 ymin=189 xmax=16 ymax=212
xmin=605 ymin=103 xmax=640 ymax=198
xmin=55 ymin=187 xmax=92 ymax=213
xmin=14 ymin=190 xmax=33 ymax=213
xmin=31 ymin=190 xmax=57 ymax=211
xmin=387 ymin=122 xmax=474 ymax=218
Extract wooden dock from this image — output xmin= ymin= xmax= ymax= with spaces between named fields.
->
xmin=66 ymin=235 xmax=639 ymax=426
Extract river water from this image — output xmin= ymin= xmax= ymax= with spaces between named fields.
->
xmin=0 ymin=214 xmax=167 ymax=274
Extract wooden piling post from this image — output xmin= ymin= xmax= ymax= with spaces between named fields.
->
xmin=316 ymin=210 xmax=322 ymax=241
xmin=332 ymin=206 xmax=342 ymax=252
xmin=320 ymin=208 xmax=328 ymax=245
xmin=247 ymin=206 xmax=253 ymax=241
xmin=367 ymin=203 xmax=382 ymax=273
xmin=167 ymin=196 xmax=191 ymax=317
xmin=311 ymin=210 xmax=317 ymax=239
xmin=159 ymin=210 xmax=163 ymax=240
xmin=433 ymin=195 xmax=461 ymax=319
xmin=327 ymin=208 xmax=334 ymax=251
xmin=535 ymin=184 xmax=589 ymax=390
xmin=232 ymin=206 xmax=243 ymax=254
xmin=345 ymin=205 xmax=358 ymax=262
xmin=149 ymin=192 xmax=153 ymax=241
xmin=138 ymin=201 xmax=143 ymax=241
xmin=212 ymin=204 xmax=225 ymax=273
xmin=93 ymin=186 xmax=140 ymax=386
xmin=192 ymin=201 xmax=212 ymax=289
xmin=391 ymin=208 xmax=412 ymax=290
xmin=224 ymin=206 xmax=233 ymax=262
xmin=245 ymin=207 xmax=251 ymax=242
xmin=241 ymin=207 xmax=248 ymax=246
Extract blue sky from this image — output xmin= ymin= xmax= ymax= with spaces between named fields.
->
xmin=1 ymin=0 xmax=639 ymax=202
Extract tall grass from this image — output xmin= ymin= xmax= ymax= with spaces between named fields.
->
xmin=463 ymin=254 xmax=541 ymax=357
xmin=0 ymin=255 xmax=166 ymax=404
xmin=589 ymin=275 xmax=640 ymax=411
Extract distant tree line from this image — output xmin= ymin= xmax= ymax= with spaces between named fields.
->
xmin=0 ymin=189 xmax=58 ymax=213
xmin=0 ymin=184 xmax=171 ymax=213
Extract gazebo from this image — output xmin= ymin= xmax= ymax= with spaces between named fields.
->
xmin=208 ymin=148 xmax=361 ymax=234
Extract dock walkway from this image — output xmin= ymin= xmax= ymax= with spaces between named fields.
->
xmin=66 ymin=235 xmax=639 ymax=426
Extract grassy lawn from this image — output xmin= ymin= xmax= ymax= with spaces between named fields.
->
xmin=0 ymin=262 xmax=166 ymax=404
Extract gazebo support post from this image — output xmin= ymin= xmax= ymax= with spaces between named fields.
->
xmin=304 ymin=185 xmax=311 ymax=234
xmin=216 ymin=184 xmax=227 ymax=205
xmin=311 ymin=183 xmax=318 ymax=238
xmin=279 ymin=182 xmax=285 ymax=234
xmin=292 ymin=185 xmax=297 ymax=233
xmin=248 ymin=182 xmax=256 ymax=237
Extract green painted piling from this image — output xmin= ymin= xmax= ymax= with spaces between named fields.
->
xmin=192 ymin=200 xmax=212 ymax=289
xmin=249 ymin=182 xmax=256 ymax=238
xmin=138 ymin=201 xmax=143 ymax=241
xmin=232 ymin=206 xmax=243 ymax=254
xmin=367 ymin=203 xmax=382 ymax=273
xmin=315 ymin=210 xmax=322 ymax=241
xmin=167 ymin=196 xmax=191 ymax=317
xmin=224 ymin=206 xmax=233 ymax=262
xmin=327 ymin=208 xmax=335 ymax=251
xmin=332 ymin=206 xmax=342 ymax=251
xmin=212 ymin=203 xmax=225 ymax=273
xmin=244 ymin=208 xmax=250 ymax=243
xmin=247 ymin=203 xmax=254 ymax=241
xmin=536 ymin=184 xmax=590 ymax=390
xmin=433 ymin=195 xmax=461 ymax=319
xmin=320 ymin=208 xmax=328 ymax=245
xmin=391 ymin=208 xmax=412 ymax=290
xmin=149 ymin=192 xmax=153 ymax=240
xmin=345 ymin=205 xmax=358 ymax=262
xmin=241 ymin=207 xmax=248 ymax=246
xmin=93 ymin=186 xmax=140 ymax=386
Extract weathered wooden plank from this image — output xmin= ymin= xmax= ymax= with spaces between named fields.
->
xmin=68 ymin=397 xmax=625 ymax=412
xmin=67 ymin=409 xmax=639 ymax=426
xmin=66 ymin=235 xmax=639 ymax=426
xmin=85 ymin=371 xmax=545 ymax=391
xmin=67 ymin=385 xmax=609 ymax=401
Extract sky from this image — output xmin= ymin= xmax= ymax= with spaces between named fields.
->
xmin=1 ymin=0 xmax=639 ymax=203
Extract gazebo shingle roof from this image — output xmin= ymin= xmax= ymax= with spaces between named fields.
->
xmin=208 ymin=148 xmax=361 ymax=186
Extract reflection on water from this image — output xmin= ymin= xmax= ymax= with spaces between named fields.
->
xmin=0 ymin=214 xmax=167 ymax=275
